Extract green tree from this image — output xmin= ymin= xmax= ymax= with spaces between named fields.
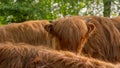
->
xmin=0 ymin=0 xmax=120 ymax=24
xmin=0 ymin=0 xmax=86 ymax=24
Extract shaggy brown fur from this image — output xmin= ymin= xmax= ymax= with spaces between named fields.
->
xmin=45 ymin=16 xmax=120 ymax=63
xmin=73 ymin=16 xmax=120 ymax=63
xmin=0 ymin=43 xmax=119 ymax=68
xmin=0 ymin=20 xmax=60 ymax=49
xmin=111 ymin=16 xmax=120 ymax=31
xmin=44 ymin=17 xmax=96 ymax=54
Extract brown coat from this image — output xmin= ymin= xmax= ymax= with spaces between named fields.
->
xmin=111 ymin=16 xmax=120 ymax=31
xmin=0 ymin=20 xmax=60 ymax=49
xmin=77 ymin=16 xmax=120 ymax=63
xmin=0 ymin=43 xmax=118 ymax=68
xmin=45 ymin=16 xmax=120 ymax=63
xmin=44 ymin=16 xmax=96 ymax=54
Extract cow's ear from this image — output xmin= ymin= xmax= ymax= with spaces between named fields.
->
xmin=87 ymin=23 xmax=95 ymax=36
xmin=85 ymin=18 xmax=96 ymax=37
xmin=44 ymin=24 xmax=55 ymax=35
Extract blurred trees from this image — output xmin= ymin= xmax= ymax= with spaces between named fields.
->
xmin=0 ymin=0 xmax=52 ymax=24
xmin=0 ymin=0 xmax=120 ymax=24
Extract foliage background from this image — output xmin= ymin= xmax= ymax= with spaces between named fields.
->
xmin=0 ymin=0 xmax=120 ymax=24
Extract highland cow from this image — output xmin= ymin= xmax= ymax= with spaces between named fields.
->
xmin=0 ymin=19 xmax=95 ymax=54
xmin=45 ymin=17 xmax=96 ymax=54
xmin=0 ymin=20 xmax=61 ymax=49
xmin=73 ymin=16 xmax=120 ymax=63
xmin=45 ymin=16 xmax=120 ymax=63
xmin=0 ymin=43 xmax=119 ymax=68
xmin=75 ymin=16 xmax=120 ymax=63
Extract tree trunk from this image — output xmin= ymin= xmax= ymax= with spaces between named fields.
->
xmin=103 ymin=0 xmax=111 ymax=17
xmin=118 ymin=0 xmax=120 ymax=16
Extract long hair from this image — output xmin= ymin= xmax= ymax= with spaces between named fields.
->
xmin=44 ymin=16 xmax=95 ymax=54
xmin=0 ymin=20 xmax=61 ymax=49
xmin=0 ymin=43 xmax=118 ymax=68
xmin=78 ymin=16 xmax=120 ymax=63
xmin=111 ymin=16 xmax=120 ymax=31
